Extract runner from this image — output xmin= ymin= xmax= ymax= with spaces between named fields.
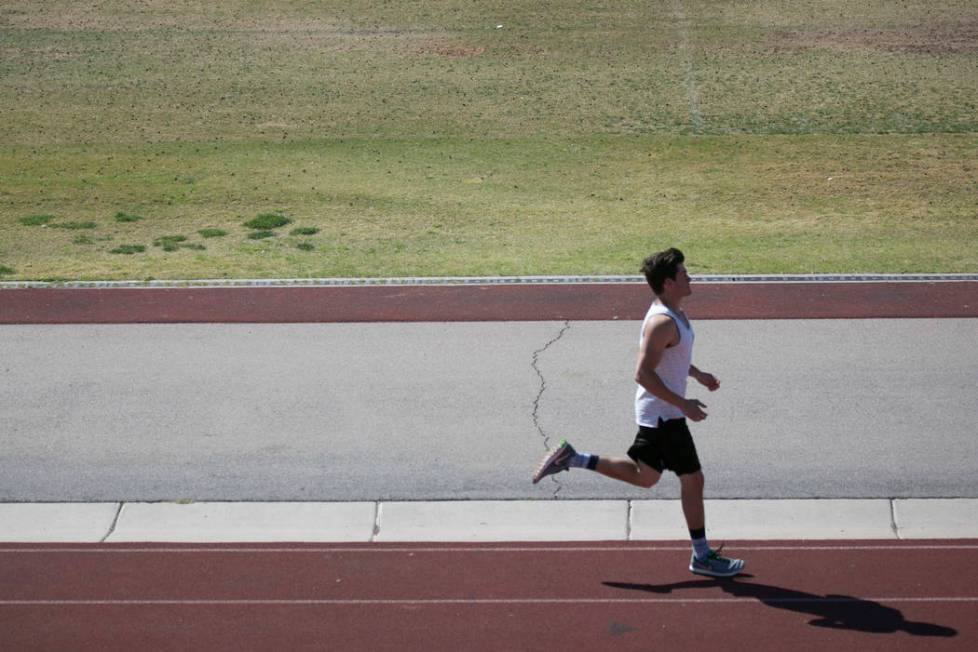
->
xmin=533 ymin=247 xmax=744 ymax=577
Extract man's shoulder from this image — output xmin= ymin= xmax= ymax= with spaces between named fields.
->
xmin=643 ymin=312 xmax=681 ymax=341
xmin=647 ymin=312 xmax=675 ymax=326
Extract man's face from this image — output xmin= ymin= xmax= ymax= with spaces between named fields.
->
xmin=666 ymin=263 xmax=692 ymax=297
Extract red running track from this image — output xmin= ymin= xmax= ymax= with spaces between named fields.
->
xmin=1 ymin=541 xmax=975 ymax=651
xmin=1 ymin=281 xmax=976 ymax=323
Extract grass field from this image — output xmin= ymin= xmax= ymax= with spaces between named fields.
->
xmin=1 ymin=0 xmax=976 ymax=279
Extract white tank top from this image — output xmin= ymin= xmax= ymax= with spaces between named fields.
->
xmin=635 ymin=302 xmax=694 ymax=426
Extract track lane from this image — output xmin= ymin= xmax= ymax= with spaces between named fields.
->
xmin=2 ymin=280 xmax=976 ymax=323
xmin=1 ymin=541 xmax=974 ymax=651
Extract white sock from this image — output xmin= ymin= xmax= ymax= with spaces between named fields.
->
xmin=692 ymin=537 xmax=710 ymax=560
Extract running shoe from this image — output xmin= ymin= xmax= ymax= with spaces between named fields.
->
xmin=532 ymin=439 xmax=576 ymax=484
xmin=689 ymin=545 xmax=745 ymax=578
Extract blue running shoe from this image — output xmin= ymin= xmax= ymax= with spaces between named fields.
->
xmin=689 ymin=545 xmax=745 ymax=578
xmin=532 ymin=440 xmax=576 ymax=484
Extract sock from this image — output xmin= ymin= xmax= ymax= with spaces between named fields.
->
xmin=569 ymin=453 xmax=599 ymax=470
xmin=690 ymin=527 xmax=710 ymax=560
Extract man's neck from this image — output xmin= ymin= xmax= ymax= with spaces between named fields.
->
xmin=656 ymin=295 xmax=684 ymax=313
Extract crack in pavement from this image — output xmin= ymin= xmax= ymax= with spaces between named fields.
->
xmin=100 ymin=502 xmax=124 ymax=543
xmin=530 ymin=320 xmax=572 ymax=498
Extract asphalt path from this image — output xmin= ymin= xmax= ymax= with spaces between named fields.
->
xmin=2 ymin=318 xmax=976 ymax=501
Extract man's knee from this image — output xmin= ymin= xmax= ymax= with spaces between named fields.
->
xmin=638 ymin=475 xmax=659 ymax=489
xmin=636 ymin=462 xmax=661 ymax=489
xmin=680 ymin=470 xmax=704 ymax=493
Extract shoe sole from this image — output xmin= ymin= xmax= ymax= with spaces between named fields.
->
xmin=689 ymin=562 xmax=745 ymax=578
xmin=532 ymin=445 xmax=569 ymax=484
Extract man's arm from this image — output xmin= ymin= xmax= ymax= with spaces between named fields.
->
xmin=635 ymin=315 xmax=708 ymax=421
xmin=689 ymin=364 xmax=720 ymax=391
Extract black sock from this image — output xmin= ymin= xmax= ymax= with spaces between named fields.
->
xmin=689 ymin=527 xmax=709 ymax=560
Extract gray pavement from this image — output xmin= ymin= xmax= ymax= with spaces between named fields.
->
xmin=2 ymin=319 xmax=977 ymax=502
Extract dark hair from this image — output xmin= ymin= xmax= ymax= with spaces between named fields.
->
xmin=641 ymin=248 xmax=685 ymax=295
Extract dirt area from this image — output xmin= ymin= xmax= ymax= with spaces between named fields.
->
xmin=770 ymin=18 xmax=978 ymax=55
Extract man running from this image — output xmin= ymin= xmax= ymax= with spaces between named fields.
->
xmin=532 ymin=248 xmax=744 ymax=577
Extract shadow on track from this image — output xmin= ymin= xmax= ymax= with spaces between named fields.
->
xmin=603 ymin=575 xmax=957 ymax=637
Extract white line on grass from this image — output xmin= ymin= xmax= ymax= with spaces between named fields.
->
xmin=672 ymin=0 xmax=703 ymax=134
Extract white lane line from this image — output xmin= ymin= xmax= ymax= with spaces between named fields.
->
xmin=1 ymin=597 xmax=975 ymax=606
xmin=2 ymin=544 xmax=977 ymax=553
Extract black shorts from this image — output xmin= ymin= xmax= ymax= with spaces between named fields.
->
xmin=627 ymin=417 xmax=702 ymax=476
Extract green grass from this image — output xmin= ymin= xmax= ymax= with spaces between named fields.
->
xmin=49 ymin=221 xmax=98 ymax=230
xmin=244 ymin=213 xmax=292 ymax=230
xmin=153 ymin=235 xmax=188 ymax=251
xmin=1 ymin=134 xmax=973 ymax=278
xmin=0 ymin=0 xmax=976 ymax=280
xmin=19 ymin=215 xmax=55 ymax=227
xmin=109 ymin=244 xmax=145 ymax=255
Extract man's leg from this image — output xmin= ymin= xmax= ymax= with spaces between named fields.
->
xmin=680 ymin=470 xmax=745 ymax=577
xmin=532 ymin=441 xmax=661 ymax=487
xmin=595 ymin=457 xmax=661 ymax=488
xmin=678 ymin=470 xmax=705 ymax=531
xmin=680 ymin=471 xmax=710 ymax=561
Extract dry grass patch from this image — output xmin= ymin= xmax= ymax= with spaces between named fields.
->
xmin=771 ymin=19 xmax=978 ymax=55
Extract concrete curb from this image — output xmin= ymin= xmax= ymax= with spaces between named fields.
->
xmin=2 ymin=499 xmax=976 ymax=543
xmin=3 ymin=274 xmax=978 ymax=289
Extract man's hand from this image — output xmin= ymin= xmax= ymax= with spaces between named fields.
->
xmin=682 ymin=398 xmax=708 ymax=422
xmin=693 ymin=370 xmax=720 ymax=392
